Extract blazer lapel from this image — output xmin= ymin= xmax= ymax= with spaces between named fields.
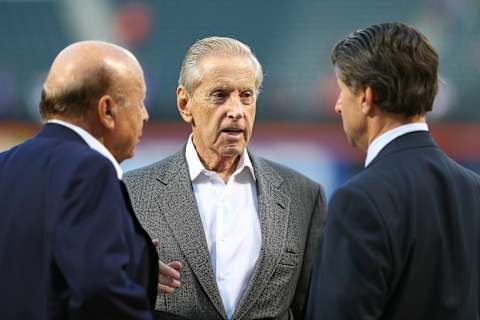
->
xmin=155 ymin=151 xmax=227 ymax=319
xmin=232 ymin=154 xmax=291 ymax=320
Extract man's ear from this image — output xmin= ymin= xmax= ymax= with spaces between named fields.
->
xmin=97 ymin=95 xmax=116 ymax=130
xmin=361 ymin=86 xmax=375 ymax=115
xmin=177 ymin=86 xmax=193 ymax=124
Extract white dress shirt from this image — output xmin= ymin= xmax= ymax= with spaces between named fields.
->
xmin=365 ymin=122 xmax=429 ymax=167
xmin=185 ymin=135 xmax=261 ymax=320
xmin=47 ymin=119 xmax=123 ymax=179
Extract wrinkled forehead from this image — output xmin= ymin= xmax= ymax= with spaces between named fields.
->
xmin=196 ymin=54 xmax=257 ymax=88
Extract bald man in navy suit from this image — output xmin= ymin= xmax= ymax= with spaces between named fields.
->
xmin=0 ymin=41 xmax=186 ymax=319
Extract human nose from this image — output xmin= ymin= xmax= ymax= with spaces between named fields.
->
xmin=226 ymin=95 xmax=243 ymax=120
xmin=334 ymin=96 xmax=342 ymax=115
xmin=142 ymin=103 xmax=149 ymax=122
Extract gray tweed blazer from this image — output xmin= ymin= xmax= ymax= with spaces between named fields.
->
xmin=123 ymin=148 xmax=325 ymax=320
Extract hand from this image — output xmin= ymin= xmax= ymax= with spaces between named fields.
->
xmin=153 ymin=239 xmax=183 ymax=294
xmin=159 ymin=260 xmax=182 ymax=294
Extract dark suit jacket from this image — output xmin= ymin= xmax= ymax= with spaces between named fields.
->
xmin=306 ymin=131 xmax=480 ymax=319
xmin=124 ymin=149 xmax=326 ymax=320
xmin=0 ymin=123 xmax=158 ymax=319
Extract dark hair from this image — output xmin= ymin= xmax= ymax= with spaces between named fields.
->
xmin=39 ymin=65 xmax=113 ymax=119
xmin=331 ymin=22 xmax=439 ymax=117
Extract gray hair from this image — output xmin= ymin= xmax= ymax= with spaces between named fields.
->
xmin=178 ymin=36 xmax=264 ymax=95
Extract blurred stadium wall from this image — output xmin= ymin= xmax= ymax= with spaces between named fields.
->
xmin=1 ymin=0 xmax=479 ymax=197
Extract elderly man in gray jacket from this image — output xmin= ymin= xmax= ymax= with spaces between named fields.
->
xmin=124 ymin=36 xmax=325 ymax=320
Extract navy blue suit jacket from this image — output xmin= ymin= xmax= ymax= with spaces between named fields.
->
xmin=307 ymin=131 xmax=480 ymax=319
xmin=0 ymin=123 xmax=158 ymax=319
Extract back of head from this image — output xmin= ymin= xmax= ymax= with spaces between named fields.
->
xmin=39 ymin=41 xmax=142 ymax=121
xmin=178 ymin=36 xmax=264 ymax=95
xmin=331 ymin=22 xmax=439 ymax=117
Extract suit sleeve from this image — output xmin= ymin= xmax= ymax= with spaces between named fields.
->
xmin=291 ymin=184 xmax=327 ymax=319
xmin=52 ymin=154 xmax=153 ymax=319
xmin=306 ymin=186 xmax=391 ymax=320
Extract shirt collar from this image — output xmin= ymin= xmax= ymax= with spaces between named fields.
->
xmin=47 ymin=119 xmax=123 ymax=179
xmin=365 ymin=122 xmax=429 ymax=167
xmin=185 ymin=133 xmax=256 ymax=181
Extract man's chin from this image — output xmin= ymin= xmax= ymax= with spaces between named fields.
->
xmin=346 ymin=136 xmax=368 ymax=152
xmin=347 ymin=137 xmax=357 ymax=148
xmin=117 ymin=149 xmax=136 ymax=164
xmin=220 ymin=144 xmax=245 ymax=158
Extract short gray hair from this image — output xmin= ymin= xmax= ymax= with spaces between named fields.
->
xmin=178 ymin=36 xmax=264 ymax=95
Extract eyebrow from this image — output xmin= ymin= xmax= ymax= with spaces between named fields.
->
xmin=208 ymin=83 xmax=230 ymax=91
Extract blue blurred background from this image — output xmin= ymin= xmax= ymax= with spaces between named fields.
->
xmin=1 ymin=0 xmax=479 ymax=198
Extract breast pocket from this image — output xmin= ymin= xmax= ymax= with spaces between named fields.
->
xmin=263 ymin=251 xmax=303 ymax=306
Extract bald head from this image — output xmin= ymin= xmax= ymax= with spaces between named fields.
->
xmin=39 ymin=41 xmax=143 ymax=119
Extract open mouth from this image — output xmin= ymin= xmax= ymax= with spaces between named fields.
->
xmin=222 ymin=128 xmax=243 ymax=133
xmin=221 ymin=127 xmax=244 ymax=138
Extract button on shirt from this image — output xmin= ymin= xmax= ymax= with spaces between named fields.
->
xmin=185 ymin=135 xmax=261 ymax=319
xmin=365 ymin=122 xmax=429 ymax=167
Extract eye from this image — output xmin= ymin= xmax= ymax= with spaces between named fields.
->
xmin=212 ymin=90 xmax=227 ymax=98
xmin=242 ymin=91 xmax=252 ymax=98
xmin=212 ymin=90 xmax=224 ymax=98
xmin=210 ymin=90 xmax=228 ymax=104
xmin=241 ymin=90 xmax=254 ymax=104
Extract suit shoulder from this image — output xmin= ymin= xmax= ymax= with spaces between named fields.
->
xmin=54 ymin=141 xmax=112 ymax=170
xmin=255 ymin=156 xmax=322 ymax=192
xmin=124 ymin=154 xmax=178 ymax=180
xmin=59 ymin=145 xmax=116 ymax=181
xmin=332 ymin=164 xmax=398 ymax=210
xmin=3 ymin=136 xmax=109 ymax=168
xmin=28 ymin=137 xmax=119 ymax=190
xmin=123 ymin=152 xmax=185 ymax=194
xmin=445 ymin=155 xmax=480 ymax=186
xmin=331 ymin=177 xmax=372 ymax=203
xmin=0 ymin=144 xmax=18 ymax=162
xmin=254 ymin=157 xmax=325 ymax=202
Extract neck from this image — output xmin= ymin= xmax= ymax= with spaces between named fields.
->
xmin=205 ymin=156 xmax=239 ymax=183
xmin=192 ymin=142 xmax=240 ymax=183
xmin=365 ymin=113 xmax=426 ymax=150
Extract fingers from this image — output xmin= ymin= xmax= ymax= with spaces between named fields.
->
xmin=160 ymin=261 xmax=181 ymax=280
xmin=151 ymin=240 xmax=182 ymax=295
xmin=159 ymin=273 xmax=181 ymax=289
xmin=167 ymin=261 xmax=183 ymax=272
xmin=158 ymin=260 xmax=183 ymax=294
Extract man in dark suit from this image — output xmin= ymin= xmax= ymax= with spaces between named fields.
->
xmin=306 ymin=22 xmax=480 ymax=319
xmin=0 ymin=41 xmax=172 ymax=319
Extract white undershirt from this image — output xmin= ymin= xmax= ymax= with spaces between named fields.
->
xmin=47 ymin=119 xmax=123 ymax=179
xmin=365 ymin=122 xmax=429 ymax=167
xmin=185 ymin=134 xmax=261 ymax=319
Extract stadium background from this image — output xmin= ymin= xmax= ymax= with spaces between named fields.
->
xmin=1 ymin=0 xmax=479 ymax=198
